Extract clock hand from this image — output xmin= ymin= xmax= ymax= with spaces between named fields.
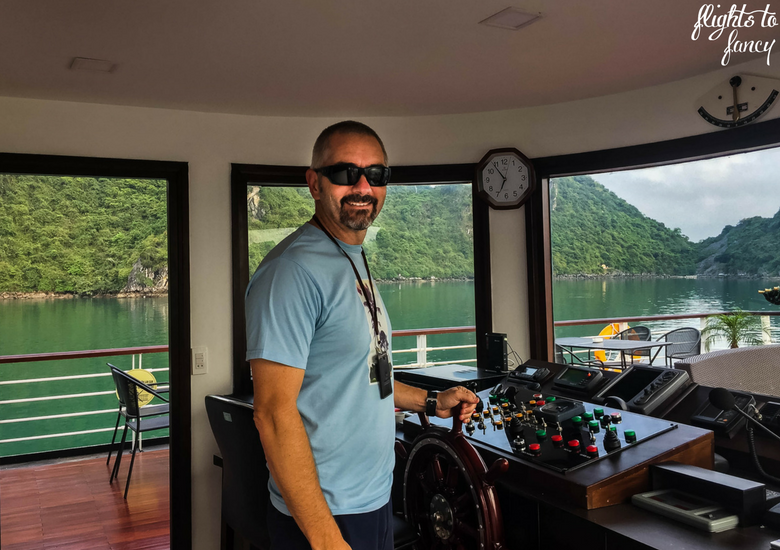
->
xmin=730 ymin=76 xmax=742 ymax=122
xmin=493 ymin=162 xmax=507 ymax=191
xmin=493 ymin=161 xmax=507 ymax=180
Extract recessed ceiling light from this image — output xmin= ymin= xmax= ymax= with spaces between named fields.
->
xmin=70 ymin=57 xmax=117 ymax=73
xmin=479 ymin=7 xmax=541 ymax=31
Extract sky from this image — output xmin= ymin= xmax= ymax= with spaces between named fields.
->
xmin=589 ymin=147 xmax=780 ymax=243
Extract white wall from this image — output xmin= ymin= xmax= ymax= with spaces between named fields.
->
xmin=0 ymin=56 xmax=777 ymax=549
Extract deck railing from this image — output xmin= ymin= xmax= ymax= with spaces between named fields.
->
xmin=0 ymin=346 xmax=170 ymax=456
xmin=554 ymin=311 xmax=780 ymax=361
xmin=0 ymin=327 xmax=476 ymax=457
xmin=391 ymin=326 xmax=476 ymax=368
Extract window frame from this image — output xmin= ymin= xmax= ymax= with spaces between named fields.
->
xmin=0 ymin=151 xmax=191 ymax=550
xmin=525 ymin=117 xmax=780 ymax=361
xmin=230 ymin=163 xmax=491 ymax=395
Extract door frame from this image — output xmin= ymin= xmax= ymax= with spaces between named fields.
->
xmin=0 ymin=152 xmax=192 ymax=550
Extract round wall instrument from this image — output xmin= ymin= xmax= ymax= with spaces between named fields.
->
xmin=696 ymin=74 xmax=780 ymax=128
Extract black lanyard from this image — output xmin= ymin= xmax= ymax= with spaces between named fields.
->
xmin=311 ymin=216 xmax=379 ymax=341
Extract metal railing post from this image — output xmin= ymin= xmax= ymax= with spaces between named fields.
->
xmin=761 ymin=315 xmax=772 ymax=345
xmin=416 ymin=334 xmax=427 ymax=368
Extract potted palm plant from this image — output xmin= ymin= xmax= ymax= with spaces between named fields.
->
xmin=701 ymin=309 xmax=770 ymax=352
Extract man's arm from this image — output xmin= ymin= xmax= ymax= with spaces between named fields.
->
xmin=251 ymin=359 xmax=350 ymax=550
xmin=394 ymin=380 xmax=479 ymax=422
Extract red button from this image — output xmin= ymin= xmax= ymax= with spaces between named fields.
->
xmin=586 ymin=445 xmax=599 ymax=456
xmin=528 ymin=443 xmax=541 ymax=455
xmin=567 ymin=439 xmax=580 ymax=449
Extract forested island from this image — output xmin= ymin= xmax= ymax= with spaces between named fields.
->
xmin=248 ymin=184 xmax=474 ymax=280
xmin=0 ymin=175 xmax=168 ymax=295
xmin=2 ymin=174 xmax=777 ymax=297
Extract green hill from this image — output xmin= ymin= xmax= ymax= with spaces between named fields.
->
xmin=247 ymin=184 xmax=474 ymax=279
xmin=550 ymin=176 xmax=697 ymax=276
xmin=697 ymin=209 xmax=780 ymax=277
xmin=0 ymin=175 xmax=167 ymax=293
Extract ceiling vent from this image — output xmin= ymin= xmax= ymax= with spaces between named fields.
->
xmin=69 ymin=57 xmax=117 ymax=73
xmin=479 ymin=7 xmax=541 ymax=31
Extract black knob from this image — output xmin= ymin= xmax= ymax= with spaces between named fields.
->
xmin=604 ymin=429 xmax=621 ymax=451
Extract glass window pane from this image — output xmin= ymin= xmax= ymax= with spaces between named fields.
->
xmin=246 ymin=183 xmax=477 ymax=368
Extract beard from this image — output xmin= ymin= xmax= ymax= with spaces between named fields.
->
xmin=339 ymin=193 xmax=379 ymax=230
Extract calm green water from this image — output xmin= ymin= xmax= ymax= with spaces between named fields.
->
xmin=0 ymin=297 xmax=169 ymax=457
xmin=4 ymin=277 xmax=776 ymax=457
xmin=553 ymin=277 xmax=780 ymax=339
xmin=378 ymin=280 xmax=477 ymax=367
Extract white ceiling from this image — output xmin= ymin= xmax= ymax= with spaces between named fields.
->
xmin=0 ymin=0 xmax=775 ymax=117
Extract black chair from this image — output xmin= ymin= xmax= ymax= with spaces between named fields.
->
xmin=615 ymin=325 xmax=652 ymax=364
xmin=108 ymin=363 xmax=169 ymax=499
xmin=206 ymin=394 xmax=420 ymax=550
xmin=106 ymin=367 xmax=169 ymax=467
xmin=653 ymin=327 xmax=701 ymax=366
xmin=206 ymin=394 xmax=271 ymax=550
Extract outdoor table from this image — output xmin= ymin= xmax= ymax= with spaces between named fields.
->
xmin=554 ymin=337 xmax=673 ymax=369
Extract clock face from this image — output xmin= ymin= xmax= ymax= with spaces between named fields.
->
xmin=476 ymin=149 xmax=535 ymax=209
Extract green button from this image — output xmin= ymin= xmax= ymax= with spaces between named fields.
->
xmin=594 ymin=408 xmax=604 ymax=418
xmin=609 ymin=425 xmax=617 ymax=432
xmin=545 ymin=396 xmax=556 ymax=403
xmin=583 ymin=412 xmax=594 ymax=420
xmin=589 ymin=420 xmax=600 ymax=430
xmin=499 ymin=397 xmax=509 ymax=404
xmin=625 ymin=430 xmax=636 ymax=441
xmin=489 ymin=394 xmax=497 ymax=403
xmin=571 ymin=415 xmax=582 ymax=425
xmin=536 ymin=429 xmax=547 ymax=439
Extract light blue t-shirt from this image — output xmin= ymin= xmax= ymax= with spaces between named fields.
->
xmin=245 ymin=222 xmax=394 ymax=516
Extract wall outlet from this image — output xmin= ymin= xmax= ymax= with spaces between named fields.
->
xmin=192 ymin=346 xmax=208 ymax=375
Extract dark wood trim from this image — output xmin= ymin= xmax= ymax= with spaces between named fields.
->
xmin=0 ymin=152 xmax=191 ymax=550
xmin=525 ymin=117 xmax=780 ymax=361
xmin=166 ymin=161 xmax=192 ymax=550
xmin=0 ymin=345 xmax=169 ymax=364
xmin=472 ymin=180 xmax=492 ymax=368
xmin=525 ymin=174 xmax=549 ymax=360
xmin=231 ymin=162 xmax=491 ymax=391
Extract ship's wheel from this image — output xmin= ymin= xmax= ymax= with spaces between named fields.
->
xmin=401 ymin=413 xmax=509 ymax=550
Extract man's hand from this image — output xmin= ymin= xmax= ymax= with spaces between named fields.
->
xmin=435 ymin=386 xmax=480 ymax=423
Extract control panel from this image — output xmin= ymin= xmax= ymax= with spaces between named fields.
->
xmin=552 ymin=365 xmax=604 ymax=397
xmin=592 ymin=365 xmax=690 ymax=415
xmin=411 ymin=382 xmax=678 ymax=474
xmin=691 ymin=391 xmax=756 ymax=435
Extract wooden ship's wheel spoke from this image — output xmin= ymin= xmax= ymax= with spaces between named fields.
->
xmin=402 ymin=413 xmax=510 ymax=550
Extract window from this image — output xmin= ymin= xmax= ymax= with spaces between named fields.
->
xmin=527 ymin=117 xmax=780 ymax=360
xmin=231 ymin=164 xmax=491 ymax=394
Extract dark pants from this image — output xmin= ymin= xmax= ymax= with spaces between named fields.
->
xmin=267 ymin=499 xmax=394 ymax=550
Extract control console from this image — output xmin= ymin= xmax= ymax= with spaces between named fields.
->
xmin=412 ymin=382 xmax=677 ymax=474
xmin=592 ymin=365 xmax=690 ymax=415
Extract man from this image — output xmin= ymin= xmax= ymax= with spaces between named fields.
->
xmin=246 ymin=121 xmax=479 ymax=550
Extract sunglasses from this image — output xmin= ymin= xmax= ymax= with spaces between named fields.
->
xmin=315 ymin=163 xmax=391 ymax=187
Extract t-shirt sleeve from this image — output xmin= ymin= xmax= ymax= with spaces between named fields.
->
xmin=245 ymin=257 xmax=320 ymax=369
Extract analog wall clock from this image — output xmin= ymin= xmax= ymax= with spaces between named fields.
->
xmin=475 ymin=148 xmax=536 ymax=209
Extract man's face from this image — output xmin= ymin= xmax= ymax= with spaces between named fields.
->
xmin=306 ymin=132 xmax=387 ymax=243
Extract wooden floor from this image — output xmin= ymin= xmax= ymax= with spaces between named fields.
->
xmin=0 ymin=449 xmax=170 ymax=550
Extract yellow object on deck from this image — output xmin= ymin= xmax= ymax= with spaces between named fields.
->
xmin=114 ymin=368 xmax=158 ymax=407
xmin=593 ymin=323 xmax=621 ymax=362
